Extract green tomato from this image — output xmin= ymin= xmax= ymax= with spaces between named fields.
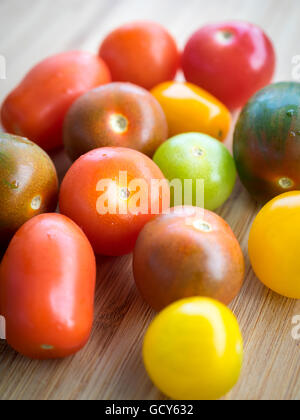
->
xmin=153 ymin=133 xmax=236 ymax=210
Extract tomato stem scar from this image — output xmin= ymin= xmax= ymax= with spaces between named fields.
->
xmin=278 ymin=177 xmax=294 ymax=189
xmin=119 ymin=187 xmax=130 ymax=200
xmin=192 ymin=147 xmax=204 ymax=157
xmin=41 ymin=344 xmax=54 ymax=350
xmin=31 ymin=195 xmax=42 ymax=210
xmin=109 ymin=113 xmax=129 ymax=134
xmin=216 ymin=30 xmax=235 ymax=44
xmin=192 ymin=220 xmax=212 ymax=232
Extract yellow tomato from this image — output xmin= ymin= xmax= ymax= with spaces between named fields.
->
xmin=249 ymin=191 xmax=300 ymax=299
xmin=143 ymin=297 xmax=243 ymax=400
xmin=151 ymin=81 xmax=231 ymax=140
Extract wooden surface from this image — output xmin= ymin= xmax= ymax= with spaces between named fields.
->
xmin=0 ymin=0 xmax=299 ymax=401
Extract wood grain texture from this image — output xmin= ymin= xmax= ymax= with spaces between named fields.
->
xmin=0 ymin=0 xmax=299 ymax=401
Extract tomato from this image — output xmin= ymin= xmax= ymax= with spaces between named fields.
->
xmin=234 ymin=82 xmax=300 ymax=202
xmin=0 ymin=133 xmax=58 ymax=248
xmin=153 ymin=133 xmax=236 ymax=211
xmin=59 ymin=147 xmax=170 ymax=256
xmin=182 ymin=22 xmax=276 ymax=110
xmin=151 ymin=81 xmax=231 ymax=140
xmin=133 ymin=206 xmax=244 ymax=311
xmin=99 ymin=21 xmax=180 ymax=90
xmin=0 ymin=213 xmax=96 ymax=359
xmin=64 ymin=82 xmax=168 ymax=161
xmin=249 ymin=191 xmax=300 ymax=299
xmin=143 ymin=297 xmax=243 ymax=400
xmin=1 ymin=51 xmax=111 ymax=151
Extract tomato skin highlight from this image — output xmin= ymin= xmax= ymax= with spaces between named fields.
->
xmin=1 ymin=51 xmax=111 ymax=151
xmin=99 ymin=21 xmax=180 ymax=90
xmin=182 ymin=22 xmax=276 ymax=110
xmin=0 ymin=213 xmax=96 ymax=359
xmin=59 ymin=147 xmax=169 ymax=256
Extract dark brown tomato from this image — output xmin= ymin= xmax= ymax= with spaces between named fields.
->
xmin=63 ymin=82 xmax=168 ymax=161
xmin=233 ymin=82 xmax=300 ymax=202
xmin=133 ymin=206 xmax=244 ymax=311
xmin=0 ymin=133 xmax=58 ymax=248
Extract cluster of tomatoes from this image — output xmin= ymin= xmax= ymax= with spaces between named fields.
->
xmin=0 ymin=20 xmax=299 ymax=400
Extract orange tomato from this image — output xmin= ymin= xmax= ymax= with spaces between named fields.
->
xmin=151 ymin=81 xmax=231 ymax=140
xmin=99 ymin=21 xmax=180 ymax=90
xmin=0 ymin=213 xmax=96 ymax=359
xmin=249 ymin=191 xmax=300 ymax=299
xmin=1 ymin=51 xmax=111 ymax=151
xmin=59 ymin=147 xmax=170 ymax=256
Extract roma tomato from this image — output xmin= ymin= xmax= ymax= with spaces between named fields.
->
xmin=234 ymin=82 xmax=300 ymax=202
xmin=133 ymin=206 xmax=244 ymax=311
xmin=0 ymin=133 xmax=58 ymax=248
xmin=143 ymin=297 xmax=243 ymax=400
xmin=64 ymin=82 xmax=168 ymax=161
xmin=151 ymin=81 xmax=231 ymax=140
xmin=99 ymin=21 xmax=180 ymax=90
xmin=1 ymin=51 xmax=111 ymax=151
xmin=0 ymin=213 xmax=96 ymax=359
xmin=182 ymin=22 xmax=276 ymax=110
xmin=59 ymin=147 xmax=170 ymax=256
xmin=249 ymin=191 xmax=300 ymax=299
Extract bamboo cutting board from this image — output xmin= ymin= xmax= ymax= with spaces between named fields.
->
xmin=0 ymin=0 xmax=299 ymax=401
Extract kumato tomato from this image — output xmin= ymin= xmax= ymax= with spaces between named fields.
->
xmin=151 ymin=81 xmax=231 ymax=140
xmin=64 ymin=83 xmax=168 ymax=161
xmin=0 ymin=133 xmax=58 ymax=248
xmin=1 ymin=51 xmax=111 ymax=151
xmin=0 ymin=213 xmax=96 ymax=359
xmin=133 ymin=206 xmax=244 ymax=311
xmin=143 ymin=297 xmax=243 ymax=400
xmin=234 ymin=82 xmax=300 ymax=202
xmin=249 ymin=191 xmax=300 ymax=299
xmin=59 ymin=147 xmax=170 ymax=256
xmin=99 ymin=21 xmax=180 ymax=90
xmin=182 ymin=22 xmax=275 ymax=110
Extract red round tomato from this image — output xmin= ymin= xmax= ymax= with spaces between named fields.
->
xmin=0 ymin=213 xmax=96 ymax=359
xmin=182 ymin=22 xmax=276 ymax=110
xmin=99 ymin=21 xmax=180 ymax=90
xmin=1 ymin=51 xmax=111 ymax=151
xmin=59 ymin=147 xmax=170 ymax=256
